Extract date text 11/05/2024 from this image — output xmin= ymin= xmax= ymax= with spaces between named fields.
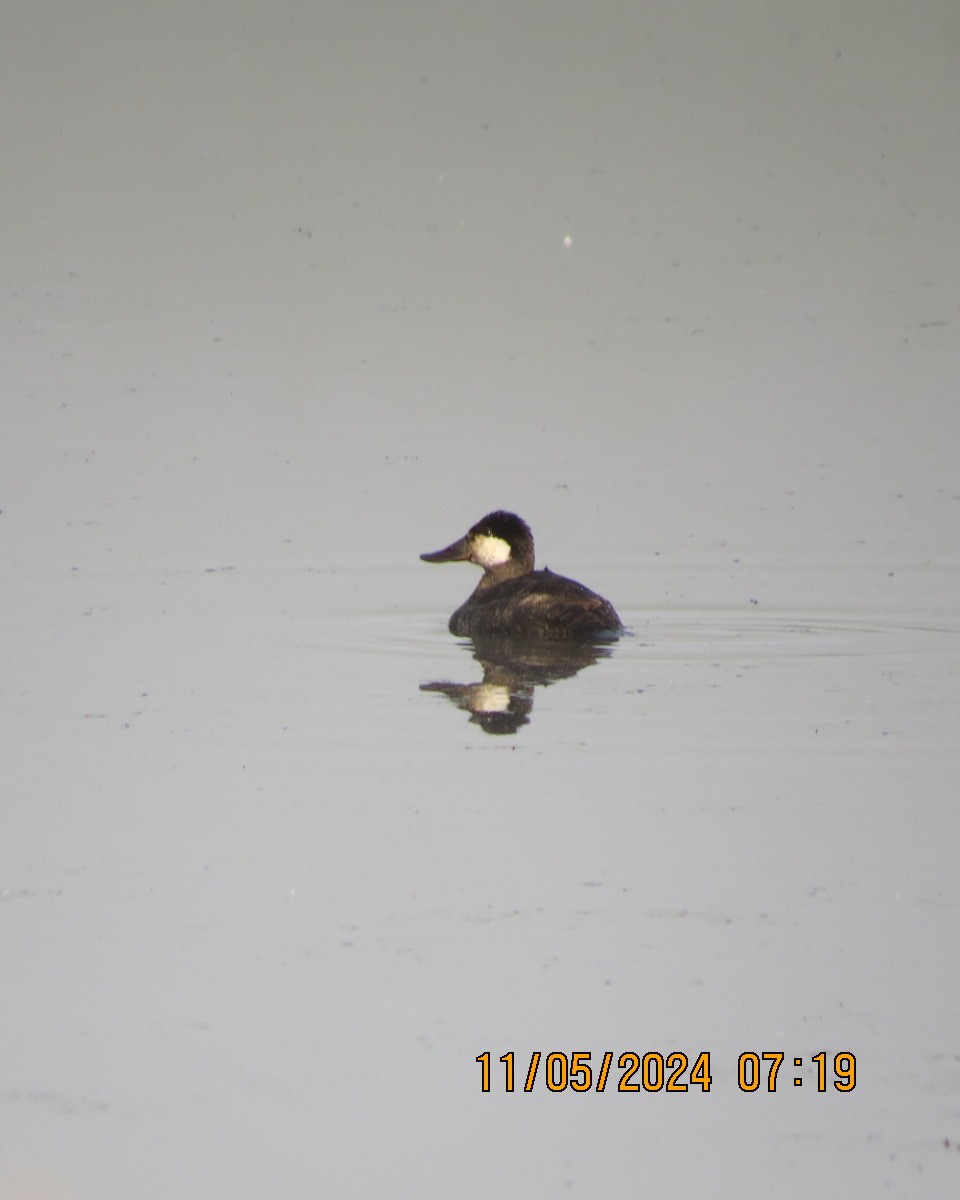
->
xmin=476 ymin=1051 xmax=857 ymax=1094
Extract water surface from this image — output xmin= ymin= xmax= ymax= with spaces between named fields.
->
xmin=2 ymin=2 xmax=959 ymax=1197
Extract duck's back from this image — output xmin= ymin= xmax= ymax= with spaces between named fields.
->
xmin=449 ymin=568 xmax=622 ymax=640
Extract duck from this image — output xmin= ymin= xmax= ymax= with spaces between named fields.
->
xmin=421 ymin=510 xmax=623 ymax=640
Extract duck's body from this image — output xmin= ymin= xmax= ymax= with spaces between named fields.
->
xmin=444 ymin=566 xmax=622 ymax=639
xmin=421 ymin=511 xmax=622 ymax=641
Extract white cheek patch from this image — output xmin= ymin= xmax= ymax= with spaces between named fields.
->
xmin=473 ymin=683 xmax=511 ymax=713
xmin=472 ymin=534 xmax=512 ymax=568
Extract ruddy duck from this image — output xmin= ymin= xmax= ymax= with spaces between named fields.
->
xmin=421 ymin=510 xmax=623 ymax=640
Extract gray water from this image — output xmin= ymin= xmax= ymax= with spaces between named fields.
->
xmin=3 ymin=3 xmax=959 ymax=1197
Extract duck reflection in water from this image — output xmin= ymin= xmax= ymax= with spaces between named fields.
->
xmin=420 ymin=635 xmax=616 ymax=735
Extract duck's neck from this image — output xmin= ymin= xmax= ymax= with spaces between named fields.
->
xmin=474 ymin=556 xmax=533 ymax=591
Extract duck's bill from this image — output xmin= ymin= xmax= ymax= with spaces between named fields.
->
xmin=420 ymin=535 xmax=471 ymax=563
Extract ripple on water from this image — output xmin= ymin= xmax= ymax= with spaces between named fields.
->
xmin=308 ymin=604 xmax=958 ymax=664
xmin=621 ymin=609 xmax=958 ymax=662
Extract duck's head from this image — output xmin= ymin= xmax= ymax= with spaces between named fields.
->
xmin=420 ymin=510 xmax=535 ymax=579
